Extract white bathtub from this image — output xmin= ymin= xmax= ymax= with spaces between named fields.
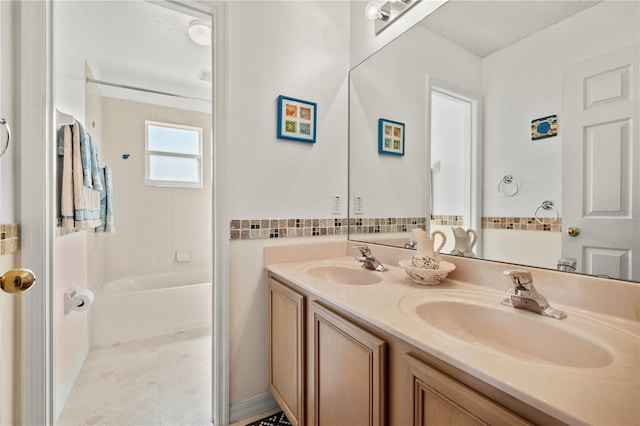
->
xmin=90 ymin=270 xmax=212 ymax=347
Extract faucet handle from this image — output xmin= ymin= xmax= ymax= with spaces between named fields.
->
xmin=503 ymin=269 xmax=533 ymax=289
xmin=354 ymin=245 xmax=372 ymax=257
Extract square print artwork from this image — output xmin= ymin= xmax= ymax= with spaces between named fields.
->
xmin=378 ymin=118 xmax=404 ymax=156
xmin=277 ymin=95 xmax=317 ymax=143
xmin=531 ymin=115 xmax=558 ymax=140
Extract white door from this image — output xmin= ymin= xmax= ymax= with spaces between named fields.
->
xmin=562 ymin=43 xmax=640 ymax=281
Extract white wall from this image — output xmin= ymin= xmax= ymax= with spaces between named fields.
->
xmin=226 ymin=1 xmax=350 ymax=408
xmin=350 ymin=25 xmax=482 ymax=218
xmin=482 ymin=1 xmax=639 ymax=218
xmin=479 ymin=1 xmax=639 ymax=268
xmin=53 ymin=232 xmax=90 ymax=421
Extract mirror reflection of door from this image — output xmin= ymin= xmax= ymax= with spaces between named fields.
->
xmin=430 ymin=84 xmax=481 ymax=257
xmin=562 ymin=44 xmax=640 ymax=281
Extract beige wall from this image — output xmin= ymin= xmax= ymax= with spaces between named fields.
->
xmin=101 ymin=97 xmax=212 ymax=280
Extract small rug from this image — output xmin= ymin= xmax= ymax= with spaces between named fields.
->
xmin=245 ymin=411 xmax=292 ymax=426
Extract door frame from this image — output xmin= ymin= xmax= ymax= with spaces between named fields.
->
xmin=21 ymin=1 xmax=230 ymax=424
xmin=428 ymin=78 xmax=483 ymax=256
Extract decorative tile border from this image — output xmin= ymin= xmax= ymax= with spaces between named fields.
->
xmin=230 ymin=218 xmax=347 ymax=240
xmin=348 ymin=217 xmax=426 ymax=235
xmin=430 ymin=215 xmax=464 ymax=226
xmin=0 ymin=224 xmax=20 ymax=255
xmin=482 ymin=216 xmax=562 ymax=232
xmin=229 ymin=217 xmax=427 ymax=240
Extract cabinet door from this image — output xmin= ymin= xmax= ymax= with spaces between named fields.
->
xmin=312 ymin=301 xmax=386 ymax=426
xmin=406 ymin=355 xmax=530 ymax=426
xmin=268 ymin=278 xmax=305 ymax=426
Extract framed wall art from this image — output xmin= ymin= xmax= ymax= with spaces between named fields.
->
xmin=378 ymin=118 xmax=404 ymax=156
xmin=277 ymin=95 xmax=317 ymax=143
xmin=531 ymin=115 xmax=558 ymax=140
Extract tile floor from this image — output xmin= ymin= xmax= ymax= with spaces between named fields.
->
xmin=57 ymin=327 xmax=211 ymax=426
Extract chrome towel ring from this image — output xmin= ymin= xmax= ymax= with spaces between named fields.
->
xmin=0 ymin=118 xmax=9 ymax=159
xmin=498 ymin=175 xmax=519 ymax=197
xmin=535 ymin=200 xmax=559 ymax=225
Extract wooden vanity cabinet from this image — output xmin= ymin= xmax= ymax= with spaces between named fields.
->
xmin=268 ymin=274 xmax=551 ymax=426
xmin=311 ymin=301 xmax=386 ymax=426
xmin=268 ymin=278 xmax=305 ymax=426
xmin=405 ymin=354 xmax=530 ymax=426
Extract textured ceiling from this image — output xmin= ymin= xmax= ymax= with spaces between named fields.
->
xmin=420 ymin=0 xmax=602 ymax=57
xmin=58 ymin=1 xmax=212 ymax=112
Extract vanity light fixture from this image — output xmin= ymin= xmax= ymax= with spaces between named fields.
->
xmin=365 ymin=0 xmax=421 ymax=34
xmin=188 ymin=19 xmax=211 ymax=46
xmin=365 ymin=1 xmax=390 ymax=21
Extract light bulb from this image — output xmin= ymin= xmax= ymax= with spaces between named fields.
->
xmin=365 ymin=1 xmax=383 ymax=20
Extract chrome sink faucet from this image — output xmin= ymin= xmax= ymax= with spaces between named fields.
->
xmin=354 ymin=245 xmax=387 ymax=272
xmin=501 ymin=269 xmax=566 ymax=320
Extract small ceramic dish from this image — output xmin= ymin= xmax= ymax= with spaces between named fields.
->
xmin=399 ymin=259 xmax=456 ymax=286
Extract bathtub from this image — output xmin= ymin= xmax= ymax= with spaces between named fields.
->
xmin=90 ymin=269 xmax=212 ymax=347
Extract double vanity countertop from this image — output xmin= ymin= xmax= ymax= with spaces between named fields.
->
xmin=265 ymin=246 xmax=639 ymax=426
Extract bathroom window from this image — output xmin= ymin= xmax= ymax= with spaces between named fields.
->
xmin=145 ymin=121 xmax=202 ymax=188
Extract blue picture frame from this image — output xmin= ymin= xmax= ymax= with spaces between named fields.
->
xmin=277 ymin=95 xmax=317 ymax=143
xmin=378 ymin=118 xmax=404 ymax=156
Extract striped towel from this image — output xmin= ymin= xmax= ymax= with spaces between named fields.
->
xmin=59 ymin=125 xmax=74 ymax=227
xmin=96 ymin=165 xmax=115 ymax=233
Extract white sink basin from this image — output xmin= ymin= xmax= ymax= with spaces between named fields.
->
xmin=400 ymin=291 xmax=620 ymax=368
xmin=307 ymin=265 xmax=384 ymax=285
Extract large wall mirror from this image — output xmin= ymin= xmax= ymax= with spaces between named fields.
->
xmin=349 ymin=0 xmax=639 ymax=283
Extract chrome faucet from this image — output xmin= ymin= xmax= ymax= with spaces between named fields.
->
xmin=404 ymin=240 xmax=417 ymax=249
xmin=354 ymin=245 xmax=387 ymax=272
xmin=501 ymin=269 xmax=566 ymax=320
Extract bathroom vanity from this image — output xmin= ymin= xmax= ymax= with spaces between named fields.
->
xmin=265 ymin=242 xmax=639 ymax=426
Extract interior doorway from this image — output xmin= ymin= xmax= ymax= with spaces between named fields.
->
xmin=429 ymin=83 xmax=482 ymax=257
xmin=51 ymin=1 xmax=214 ymax=424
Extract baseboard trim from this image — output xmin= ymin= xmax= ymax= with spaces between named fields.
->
xmin=229 ymin=392 xmax=278 ymax=424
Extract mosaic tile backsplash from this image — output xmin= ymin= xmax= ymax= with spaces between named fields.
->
xmin=230 ymin=217 xmax=427 ymax=240
xmin=430 ymin=215 xmax=464 ymax=226
xmin=482 ymin=216 xmax=562 ymax=232
xmin=229 ymin=216 xmax=560 ymax=240
xmin=0 ymin=224 xmax=20 ymax=255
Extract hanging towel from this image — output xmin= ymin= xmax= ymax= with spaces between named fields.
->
xmin=76 ymin=121 xmax=103 ymax=191
xmin=70 ymin=123 xmax=101 ymax=228
xmin=90 ymin=136 xmax=103 ymax=191
xmin=59 ymin=125 xmax=75 ymax=228
xmin=96 ymin=165 xmax=115 ymax=233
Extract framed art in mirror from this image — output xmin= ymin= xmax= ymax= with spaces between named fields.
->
xmin=378 ymin=118 xmax=404 ymax=156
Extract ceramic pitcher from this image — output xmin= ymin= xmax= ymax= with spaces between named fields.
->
xmin=450 ymin=227 xmax=477 ymax=258
xmin=411 ymin=228 xmax=446 ymax=269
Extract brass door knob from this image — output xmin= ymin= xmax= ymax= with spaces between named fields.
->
xmin=566 ymin=226 xmax=581 ymax=237
xmin=1 ymin=269 xmax=36 ymax=294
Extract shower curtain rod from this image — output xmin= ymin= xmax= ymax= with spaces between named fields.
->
xmin=85 ymin=77 xmax=211 ymax=103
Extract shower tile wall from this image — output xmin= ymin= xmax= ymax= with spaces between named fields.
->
xmin=101 ymin=98 xmax=212 ymax=280
xmin=85 ymin=67 xmax=105 ymax=291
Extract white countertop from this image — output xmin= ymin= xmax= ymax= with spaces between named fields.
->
xmin=266 ymin=256 xmax=640 ymax=426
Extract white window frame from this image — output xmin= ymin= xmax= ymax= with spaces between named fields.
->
xmin=145 ymin=120 xmax=203 ymax=188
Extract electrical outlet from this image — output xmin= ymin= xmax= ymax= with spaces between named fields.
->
xmin=354 ymin=196 xmax=364 ymax=214
xmin=332 ymin=195 xmax=342 ymax=214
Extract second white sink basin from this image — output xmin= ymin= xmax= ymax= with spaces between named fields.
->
xmin=307 ymin=265 xmax=384 ymax=285
xmin=399 ymin=291 xmax=626 ymax=369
